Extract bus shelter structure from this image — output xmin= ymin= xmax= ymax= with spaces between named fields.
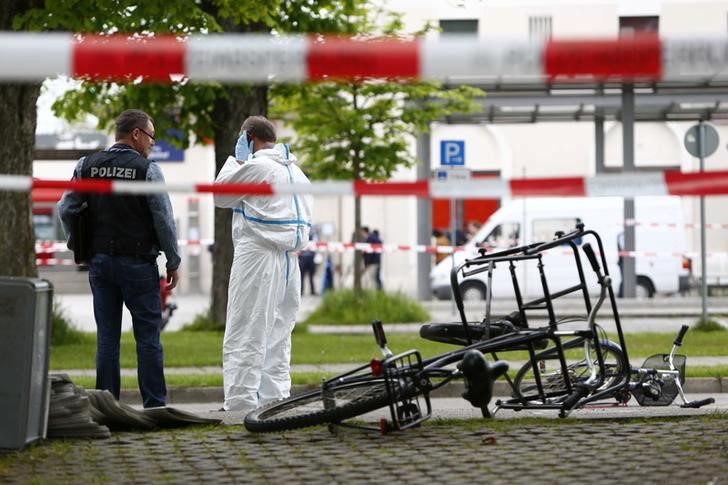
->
xmin=416 ymin=80 xmax=728 ymax=300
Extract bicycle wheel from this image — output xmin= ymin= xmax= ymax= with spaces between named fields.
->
xmin=512 ymin=339 xmax=627 ymax=402
xmin=244 ymin=378 xmax=416 ymax=433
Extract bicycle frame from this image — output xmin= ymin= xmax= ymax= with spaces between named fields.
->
xmin=311 ymin=225 xmax=711 ymax=434
xmin=449 ymin=225 xmax=630 ymax=412
xmin=323 ymin=227 xmax=632 ymax=429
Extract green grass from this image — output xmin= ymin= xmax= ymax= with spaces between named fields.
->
xmin=50 ymin=329 xmax=728 ymax=370
xmin=49 ymin=331 xmax=458 ymax=369
xmin=69 ymin=363 xmax=728 ymax=391
xmin=51 ymin=302 xmax=87 ymax=346
xmin=50 ymin=331 xmax=224 ymax=369
xmin=69 ymin=372 xmax=331 ymax=390
xmin=303 ymin=289 xmax=430 ymax=325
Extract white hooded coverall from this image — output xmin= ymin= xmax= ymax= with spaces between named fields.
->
xmin=214 ymin=146 xmax=313 ymax=412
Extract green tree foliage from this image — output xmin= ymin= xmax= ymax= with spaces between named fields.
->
xmin=13 ymin=0 xmax=367 ymax=327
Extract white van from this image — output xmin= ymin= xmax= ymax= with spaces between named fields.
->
xmin=430 ymin=197 xmax=692 ymax=300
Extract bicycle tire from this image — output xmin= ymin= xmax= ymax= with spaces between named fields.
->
xmin=244 ymin=378 xmax=418 ymax=433
xmin=512 ymin=339 xmax=627 ymax=402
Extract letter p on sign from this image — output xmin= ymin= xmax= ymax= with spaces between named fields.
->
xmin=440 ymin=140 xmax=465 ymax=166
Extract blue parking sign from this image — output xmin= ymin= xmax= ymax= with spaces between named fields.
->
xmin=440 ymin=140 xmax=465 ymax=166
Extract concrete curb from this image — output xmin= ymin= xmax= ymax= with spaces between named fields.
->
xmin=119 ymin=377 xmax=727 ymax=406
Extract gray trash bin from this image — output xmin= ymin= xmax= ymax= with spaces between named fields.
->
xmin=0 ymin=277 xmax=53 ymax=449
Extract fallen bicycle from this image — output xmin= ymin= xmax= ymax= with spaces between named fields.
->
xmin=244 ymin=224 xmax=714 ymax=434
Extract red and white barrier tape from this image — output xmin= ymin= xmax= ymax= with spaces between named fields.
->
xmin=8 ymin=170 xmax=728 ymax=198
xmin=1 ymin=33 xmax=727 ymax=84
xmin=629 ymin=220 xmax=728 ymax=230
xmin=33 ymin=238 xmax=727 ymax=261
xmin=36 ymin=258 xmax=78 ymax=267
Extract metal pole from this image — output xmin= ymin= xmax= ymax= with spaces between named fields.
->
xmin=595 ymin=112 xmax=605 ymax=174
xmin=699 ymin=120 xmax=708 ymax=323
xmin=622 ymin=85 xmax=636 ymax=298
xmin=450 ymin=196 xmax=457 ymax=315
xmin=415 ymin=131 xmax=432 ymax=300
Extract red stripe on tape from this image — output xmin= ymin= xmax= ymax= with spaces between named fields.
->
xmin=544 ymin=34 xmax=661 ymax=81
xmin=307 ymin=36 xmax=419 ymax=81
xmin=33 ymin=178 xmax=113 ymax=193
xmin=664 ymin=170 xmax=728 ymax=196
xmin=73 ymin=35 xmax=185 ymax=82
xmin=510 ymin=177 xmax=585 ymax=197
xmin=195 ymin=183 xmax=274 ymax=195
xmin=353 ymin=180 xmax=429 ymax=197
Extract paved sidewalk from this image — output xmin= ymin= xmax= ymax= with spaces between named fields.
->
xmin=2 ymin=411 xmax=727 ymax=483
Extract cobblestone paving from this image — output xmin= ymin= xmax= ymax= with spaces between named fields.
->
xmin=2 ymin=416 xmax=727 ymax=484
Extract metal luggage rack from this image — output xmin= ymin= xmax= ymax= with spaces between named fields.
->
xmin=447 ymin=223 xmax=633 ymax=410
xmin=454 ymin=223 xmax=620 ymax=341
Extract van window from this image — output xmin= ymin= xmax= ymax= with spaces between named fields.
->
xmin=478 ymin=222 xmax=520 ymax=249
xmin=532 ymin=218 xmax=580 ymax=243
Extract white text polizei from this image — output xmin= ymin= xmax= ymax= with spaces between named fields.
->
xmin=89 ymin=167 xmax=137 ymax=179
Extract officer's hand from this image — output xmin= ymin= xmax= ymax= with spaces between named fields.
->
xmin=234 ymin=130 xmax=252 ymax=162
xmin=166 ymin=269 xmax=179 ymax=291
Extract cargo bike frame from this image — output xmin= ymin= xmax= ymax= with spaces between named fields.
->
xmin=244 ymin=225 xmax=712 ymax=434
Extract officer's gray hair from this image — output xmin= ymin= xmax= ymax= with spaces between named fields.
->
xmin=241 ymin=116 xmax=277 ymax=143
xmin=115 ymin=109 xmax=154 ymax=140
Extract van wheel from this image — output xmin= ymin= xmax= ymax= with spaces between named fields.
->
xmin=636 ymin=277 xmax=655 ymax=298
xmin=460 ymin=281 xmax=486 ymax=301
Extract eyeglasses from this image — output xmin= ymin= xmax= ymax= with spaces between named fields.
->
xmin=137 ymin=127 xmax=156 ymax=141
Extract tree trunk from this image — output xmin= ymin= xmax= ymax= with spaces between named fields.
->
xmin=0 ymin=83 xmax=41 ymax=278
xmin=210 ymin=86 xmax=268 ymax=328
xmin=0 ymin=1 xmax=43 ymax=278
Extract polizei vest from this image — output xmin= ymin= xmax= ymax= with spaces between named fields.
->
xmin=82 ymin=145 xmax=159 ymax=256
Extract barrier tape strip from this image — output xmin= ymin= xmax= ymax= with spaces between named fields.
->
xmin=33 ymin=238 xmax=722 ymax=261
xmin=7 ymin=170 xmax=728 ymax=199
xmin=2 ymin=33 xmax=728 ymax=83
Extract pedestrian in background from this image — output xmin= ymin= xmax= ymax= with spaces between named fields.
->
xmin=433 ymin=229 xmax=451 ymax=264
xmin=365 ymin=228 xmax=383 ymax=291
xmin=58 ymin=109 xmax=180 ymax=408
xmin=466 ymin=220 xmax=482 ymax=242
xmin=214 ymin=115 xmax=313 ymax=413
xmin=299 ymin=230 xmax=318 ymax=296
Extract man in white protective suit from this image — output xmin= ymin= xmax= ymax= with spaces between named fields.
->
xmin=214 ymin=115 xmax=313 ymax=412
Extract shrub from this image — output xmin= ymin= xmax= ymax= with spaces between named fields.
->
xmin=303 ymin=289 xmax=430 ymax=325
xmin=181 ymin=307 xmax=310 ymax=333
xmin=181 ymin=309 xmax=223 ymax=332
xmin=693 ymin=317 xmax=726 ymax=332
xmin=51 ymin=301 xmax=86 ymax=346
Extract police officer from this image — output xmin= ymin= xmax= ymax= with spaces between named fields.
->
xmin=58 ymin=109 xmax=180 ymax=408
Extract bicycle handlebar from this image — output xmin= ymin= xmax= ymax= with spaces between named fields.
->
xmin=582 ymin=243 xmax=600 ymax=274
xmin=681 ymin=397 xmax=715 ymax=408
xmin=524 ymin=225 xmax=585 ymax=255
xmin=673 ymin=325 xmax=689 ymax=347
